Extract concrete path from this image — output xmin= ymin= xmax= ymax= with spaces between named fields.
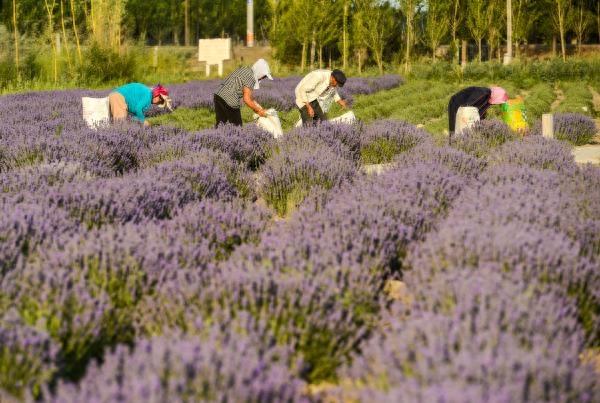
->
xmin=573 ymin=144 xmax=600 ymax=165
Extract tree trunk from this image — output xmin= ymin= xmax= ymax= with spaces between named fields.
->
xmin=318 ymin=46 xmax=323 ymax=69
xmin=557 ymin=5 xmax=566 ymax=61
xmin=405 ymin=11 xmax=412 ymax=71
xmin=450 ymin=0 xmax=460 ymax=65
xmin=60 ymin=0 xmax=72 ymax=70
xmin=70 ymin=0 xmax=82 ymax=63
xmin=12 ymin=0 xmax=19 ymax=76
xmin=44 ymin=0 xmax=58 ymax=83
xmin=478 ymin=38 xmax=482 ymax=61
xmin=559 ymin=20 xmax=566 ymax=61
xmin=310 ymin=30 xmax=316 ymax=69
xmin=375 ymin=43 xmax=383 ymax=74
xmin=356 ymin=48 xmax=365 ymax=74
xmin=301 ymin=40 xmax=307 ymax=72
xmin=184 ymin=0 xmax=190 ymax=46
xmin=597 ymin=4 xmax=600 ymax=45
xmin=343 ymin=2 xmax=348 ymax=69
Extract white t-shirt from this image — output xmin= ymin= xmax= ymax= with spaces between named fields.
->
xmin=294 ymin=69 xmax=341 ymax=109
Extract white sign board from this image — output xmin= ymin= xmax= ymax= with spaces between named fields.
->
xmin=198 ymin=38 xmax=231 ymax=76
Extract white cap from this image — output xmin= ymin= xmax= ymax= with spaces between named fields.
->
xmin=251 ymin=59 xmax=273 ymax=89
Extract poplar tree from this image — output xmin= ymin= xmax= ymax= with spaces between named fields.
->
xmin=467 ymin=0 xmax=487 ymax=61
xmin=552 ymin=0 xmax=570 ymax=60
xmin=424 ymin=0 xmax=450 ymax=61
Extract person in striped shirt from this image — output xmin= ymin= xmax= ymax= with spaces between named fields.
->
xmin=213 ymin=58 xmax=273 ymax=127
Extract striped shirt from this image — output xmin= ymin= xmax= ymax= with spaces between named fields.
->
xmin=214 ymin=67 xmax=256 ymax=109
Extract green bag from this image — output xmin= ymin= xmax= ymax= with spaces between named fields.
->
xmin=501 ymin=97 xmax=529 ymax=132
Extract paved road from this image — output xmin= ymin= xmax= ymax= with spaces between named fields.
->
xmin=572 ymin=145 xmax=600 ymax=164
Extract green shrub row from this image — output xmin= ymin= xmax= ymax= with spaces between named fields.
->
xmin=407 ymin=58 xmax=600 ymax=85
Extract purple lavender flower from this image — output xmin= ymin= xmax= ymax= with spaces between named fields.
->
xmin=360 ymin=119 xmax=432 ymax=164
xmin=530 ymin=113 xmax=597 ymax=146
xmin=451 ymin=119 xmax=515 ymax=157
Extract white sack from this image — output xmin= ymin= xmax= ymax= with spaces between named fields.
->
xmin=295 ymin=110 xmax=357 ymax=127
xmin=455 ymin=106 xmax=480 ymax=134
xmin=254 ymin=108 xmax=283 ymax=138
xmin=330 ymin=111 xmax=357 ymax=124
xmin=82 ymin=96 xmax=110 ymax=129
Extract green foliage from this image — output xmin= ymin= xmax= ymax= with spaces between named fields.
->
xmin=360 ymin=138 xmax=408 ymax=164
xmin=407 ymin=59 xmax=600 ymax=84
xmin=571 ymin=283 xmax=600 ymax=346
xmin=148 ymin=107 xmax=215 ymax=131
xmin=0 ymin=343 xmax=55 ymax=400
xmin=555 ymin=81 xmax=594 ymax=116
xmin=0 ymin=59 xmax=17 ymax=90
xmin=79 ymin=43 xmax=139 ymax=86
xmin=522 ymin=83 xmax=555 ymax=121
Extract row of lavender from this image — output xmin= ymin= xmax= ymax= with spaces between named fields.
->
xmin=1 ymin=88 xmax=599 ymax=402
xmin=163 ymin=74 xmax=402 ymax=112
xmin=1 ymin=119 xmax=462 ymax=401
xmin=336 ymin=130 xmax=600 ymax=401
xmin=49 ymin=123 xmax=600 ymax=402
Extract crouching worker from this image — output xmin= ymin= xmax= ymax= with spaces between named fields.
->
xmin=448 ymin=86 xmax=508 ymax=135
xmin=109 ymin=83 xmax=172 ymax=127
xmin=295 ymin=69 xmax=348 ymax=126
xmin=213 ymin=58 xmax=274 ymax=127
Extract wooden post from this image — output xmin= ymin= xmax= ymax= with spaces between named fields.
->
xmin=461 ymin=40 xmax=467 ymax=68
xmin=504 ymin=0 xmax=512 ymax=65
xmin=542 ymin=114 xmax=554 ymax=138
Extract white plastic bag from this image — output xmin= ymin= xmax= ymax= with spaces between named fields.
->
xmin=330 ymin=111 xmax=357 ymax=124
xmin=455 ymin=106 xmax=480 ymax=134
xmin=82 ymin=96 xmax=110 ymax=129
xmin=295 ymin=110 xmax=357 ymax=127
xmin=254 ymin=108 xmax=283 ymax=138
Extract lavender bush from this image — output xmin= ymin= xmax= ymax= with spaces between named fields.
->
xmin=488 ymin=136 xmax=577 ymax=173
xmin=47 ymin=322 xmax=307 ymax=403
xmin=191 ymin=123 xmax=276 ymax=170
xmin=2 ymin=78 xmax=600 ymax=402
xmin=286 ymin=120 xmax=364 ymax=163
xmin=0 ymin=309 xmax=58 ymax=400
xmin=451 ymin=119 xmax=516 ymax=158
xmin=394 ymin=143 xmax=487 ymax=181
xmin=259 ymin=133 xmax=358 ymax=216
xmin=529 ymin=113 xmax=597 ymax=146
xmin=360 ymin=120 xmax=432 ymax=164
xmin=336 ymin=265 xmax=599 ymax=403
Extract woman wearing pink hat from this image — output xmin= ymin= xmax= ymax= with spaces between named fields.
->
xmin=447 ymin=86 xmax=508 ymax=134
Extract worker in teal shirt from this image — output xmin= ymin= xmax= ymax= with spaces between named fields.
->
xmin=109 ymin=83 xmax=172 ymax=126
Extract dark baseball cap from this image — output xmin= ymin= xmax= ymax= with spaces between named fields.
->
xmin=331 ymin=69 xmax=346 ymax=87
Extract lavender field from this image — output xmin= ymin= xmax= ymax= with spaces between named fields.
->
xmin=1 ymin=76 xmax=599 ymax=403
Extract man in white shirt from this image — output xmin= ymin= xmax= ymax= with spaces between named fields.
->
xmin=294 ymin=69 xmax=347 ymax=126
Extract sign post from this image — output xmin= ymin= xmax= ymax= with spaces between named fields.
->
xmin=542 ymin=114 xmax=554 ymax=138
xmin=198 ymin=38 xmax=231 ymax=77
xmin=247 ymin=0 xmax=254 ymax=47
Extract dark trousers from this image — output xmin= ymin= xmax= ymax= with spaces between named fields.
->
xmin=298 ymin=99 xmax=326 ymax=126
xmin=214 ymin=94 xmax=242 ymax=127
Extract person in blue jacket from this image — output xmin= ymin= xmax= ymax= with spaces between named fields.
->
xmin=109 ymin=83 xmax=172 ymax=126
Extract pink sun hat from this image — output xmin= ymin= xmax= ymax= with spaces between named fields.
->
xmin=489 ymin=86 xmax=508 ymax=104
